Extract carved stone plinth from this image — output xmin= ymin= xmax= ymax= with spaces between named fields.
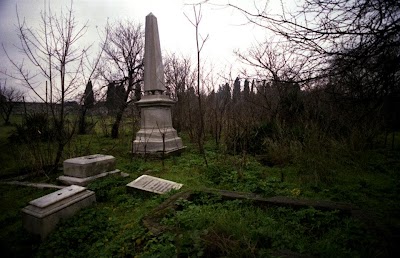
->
xmin=132 ymin=13 xmax=184 ymax=154
xmin=132 ymin=94 xmax=183 ymax=153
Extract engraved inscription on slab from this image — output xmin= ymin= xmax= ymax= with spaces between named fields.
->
xmin=126 ymin=175 xmax=183 ymax=194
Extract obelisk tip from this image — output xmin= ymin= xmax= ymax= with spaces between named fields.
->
xmin=144 ymin=11 xmax=165 ymax=92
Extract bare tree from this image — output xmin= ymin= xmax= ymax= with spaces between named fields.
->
xmin=98 ymin=20 xmax=144 ymax=139
xmin=185 ymin=4 xmax=209 ymax=165
xmin=77 ymin=31 xmax=109 ymax=135
xmin=229 ymin=0 xmax=400 ymax=64
xmin=0 ymin=80 xmax=23 ymax=125
xmin=2 ymin=1 xmax=90 ymax=171
xmin=236 ymin=38 xmax=313 ymax=84
xmin=229 ymin=0 xmax=400 ymax=97
xmin=164 ymin=53 xmax=196 ymax=133
xmin=229 ymin=0 xmax=399 ymax=143
xmin=207 ymin=81 xmax=230 ymax=148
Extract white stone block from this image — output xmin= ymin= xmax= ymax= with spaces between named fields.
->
xmin=58 ymin=169 xmax=121 ymax=186
xmin=22 ymin=185 xmax=96 ymax=239
xmin=63 ymin=154 xmax=116 ymax=178
xmin=126 ymin=175 xmax=183 ymax=194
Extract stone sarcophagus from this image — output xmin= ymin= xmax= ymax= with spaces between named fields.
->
xmin=63 ymin=154 xmax=116 ymax=178
xmin=22 ymin=185 xmax=96 ymax=239
xmin=58 ymin=154 xmax=121 ymax=186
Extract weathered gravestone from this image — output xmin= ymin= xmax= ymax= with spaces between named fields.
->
xmin=58 ymin=154 xmax=121 ymax=186
xmin=126 ymin=175 xmax=183 ymax=194
xmin=22 ymin=185 xmax=96 ymax=239
xmin=132 ymin=13 xmax=184 ymax=154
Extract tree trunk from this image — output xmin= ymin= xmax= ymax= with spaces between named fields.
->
xmin=4 ymin=111 xmax=11 ymax=125
xmin=53 ymin=141 xmax=64 ymax=172
xmin=111 ymin=109 xmax=124 ymax=139
xmin=78 ymin=107 xmax=87 ymax=134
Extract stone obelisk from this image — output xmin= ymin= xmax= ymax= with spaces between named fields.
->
xmin=132 ymin=13 xmax=184 ymax=154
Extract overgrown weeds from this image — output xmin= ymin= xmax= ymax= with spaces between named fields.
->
xmin=0 ymin=114 xmax=399 ymax=257
xmin=153 ymin=195 xmax=381 ymax=257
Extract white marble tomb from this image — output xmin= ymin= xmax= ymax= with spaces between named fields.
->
xmin=58 ymin=154 xmax=121 ymax=186
xmin=22 ymin=185 xmax=96 ymax=239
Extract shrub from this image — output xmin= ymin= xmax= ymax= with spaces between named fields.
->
xmin=87 ymin=175 xmax=131 ymax=202
xmin=37 ymin=208 xmax=116 ymax=258
xmin=155 ymin=195 xmax=375 ymax=257
xmin=9 ymin=113 xmax=56 ymax=144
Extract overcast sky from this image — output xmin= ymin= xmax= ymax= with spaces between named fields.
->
xmin=0 ymin=0 xmax=285 ymax=100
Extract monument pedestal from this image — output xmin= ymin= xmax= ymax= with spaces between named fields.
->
xmin=132 ymin=13 xmax=184 ymax=155
xmin=132 ymin=94 xmax=184 ymax=154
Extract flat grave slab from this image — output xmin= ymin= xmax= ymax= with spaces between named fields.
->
xmin=63 ymin=154 xmax=116 ymax=178
xmin=126 ymin=175 xmax=183 ymax=194
xmin=22 ymin=185 xmax=96 ymax=239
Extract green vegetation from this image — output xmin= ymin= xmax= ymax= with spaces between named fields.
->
xmin=158 ymin=198 xmax=377 ymax=257
xmin=0 ymin=116 xmax=399 ymax=257
xmin=1 ymin=0 xmax=398 ymax=256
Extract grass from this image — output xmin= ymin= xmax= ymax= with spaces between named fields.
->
xmin=0 ymin=185 xmax=54 ymax=257
xmin=158 ymin=197 xmax=380 ymax=257
xmin=0 ymin=115 xmax=399 ymax=257
xmin=0 ymin=115 xmax=23 ymax=178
